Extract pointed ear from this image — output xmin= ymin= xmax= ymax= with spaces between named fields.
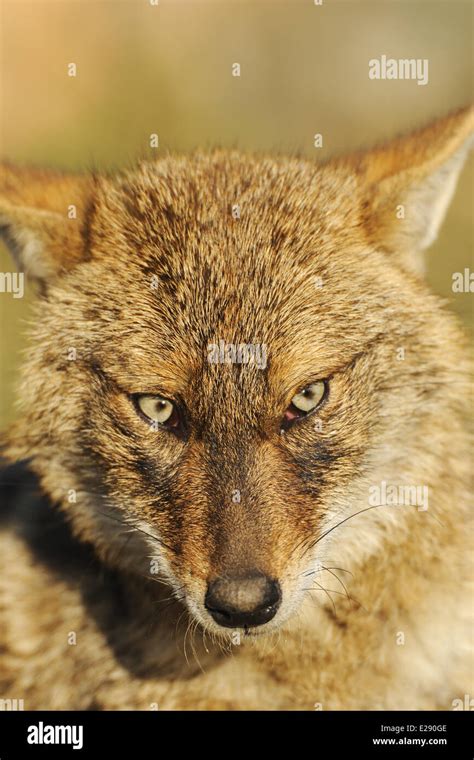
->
xmin=346 ymin=106 xmax=474 ymax=273
xmin=0 ymin=164 xmax=94 ymax=284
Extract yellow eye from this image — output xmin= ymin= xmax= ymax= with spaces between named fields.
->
xmin=136 ymin=395 xmax=176 ymax=424
xmin=291 ymin=381 xmax=326 ymax=412
xmin=282 ymin=380 xmax=327 ymax=429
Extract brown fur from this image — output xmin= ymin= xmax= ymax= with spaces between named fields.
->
xmin=0 ymin=106 xmax=473 ymax=709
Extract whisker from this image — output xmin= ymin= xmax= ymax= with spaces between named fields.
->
xmin=321 ymin=566 xmax=351 ymax=599
xmin=324 ymin=566 xmax=354 ymax=576
xmin=189 ymin=620 xmax=205 ymax=673
xmin=309 ymin=581 xmax=337 ymax=615
xmin=301 ymin=503 xmax=389 ymax=559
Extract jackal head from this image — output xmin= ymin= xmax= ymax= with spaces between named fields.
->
xmin=1 ymin=107 xmax=472 ymax=636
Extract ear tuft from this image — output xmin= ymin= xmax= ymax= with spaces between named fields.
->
xmin=0 ymin=164 xmax=94 ymax=284
xmin=341 ymin=105 xmax=474 ymax=272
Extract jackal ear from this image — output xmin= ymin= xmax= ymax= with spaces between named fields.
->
xmin=0 ymin=164 xmax=93 ymax=284
xmin=348 ymin=105 xmax=474 ymax=273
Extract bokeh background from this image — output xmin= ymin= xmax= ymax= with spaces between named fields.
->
xmin=0 ymin=0 xmax=472 ymax=427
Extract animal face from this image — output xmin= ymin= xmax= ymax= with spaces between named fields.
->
xmin=1 ymin=107 xmax=472 ymax=636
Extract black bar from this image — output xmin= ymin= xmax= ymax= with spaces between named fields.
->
xmin=0 ymin=710 xmax=472 ymax=757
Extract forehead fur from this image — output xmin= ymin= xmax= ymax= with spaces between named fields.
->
xmin=70 ymin=152 xmax=416 ymax=384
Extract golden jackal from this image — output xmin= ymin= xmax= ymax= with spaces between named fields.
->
xmin=0 ymin=107 xmax=472 ymax=710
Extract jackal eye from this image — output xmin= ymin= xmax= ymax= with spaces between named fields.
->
xmin=134 ymin=395 xmax=179 ymax=428
xmin=282 ymin=380 xmax=327 ymax=430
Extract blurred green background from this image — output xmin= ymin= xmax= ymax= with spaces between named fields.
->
xmin=1 ymin=0 xmax=472 ymax=427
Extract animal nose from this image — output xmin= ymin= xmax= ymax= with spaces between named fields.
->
xmin=205 ymin=573 xmax=281 ymax=628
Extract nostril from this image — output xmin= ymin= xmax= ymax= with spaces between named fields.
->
xmin=205 ymin=574 xmax=281 ymax=629
xmin=263 ymin=580 xmax=281 ymax=610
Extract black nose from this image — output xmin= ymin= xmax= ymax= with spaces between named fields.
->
xmin=205 ymin=573 xmax=281 ymax=628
